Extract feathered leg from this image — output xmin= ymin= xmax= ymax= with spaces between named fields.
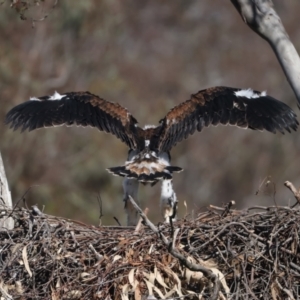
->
xmin=160 ymin=179 xmax=177 ymax=222
xmin=123 ymin=178 xmax=140 ymax=226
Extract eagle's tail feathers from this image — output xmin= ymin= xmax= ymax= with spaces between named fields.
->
xmin=107 ymin=164 xmax=181 ymax=183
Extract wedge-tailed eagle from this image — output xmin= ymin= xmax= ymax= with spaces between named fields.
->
xmin=5 ymin=87 xmax=298 ymax=225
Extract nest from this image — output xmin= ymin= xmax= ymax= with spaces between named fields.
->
xmin=1 ymin=198 xmax=300 ymax=299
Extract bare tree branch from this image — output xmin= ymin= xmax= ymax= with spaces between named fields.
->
xmin=231 ymin=0 xmax=300 ymax=107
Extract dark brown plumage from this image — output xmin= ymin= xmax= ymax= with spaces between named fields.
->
xmin=5 ymin=87 xmax=298 ymax=183
xmin=6 ymin=91 xmax=139 ymax=149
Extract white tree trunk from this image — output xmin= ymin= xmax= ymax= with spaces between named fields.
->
xmin=231 ymin=0 xmax=300 ymax=107
xmin=0 ymin=152 xmax=14 ymax=230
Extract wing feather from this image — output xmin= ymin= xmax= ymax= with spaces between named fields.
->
xmin=157 ymin=86 xmax=298 ymax=152
xmin=5 ymin=91 xmax=140 ymax=149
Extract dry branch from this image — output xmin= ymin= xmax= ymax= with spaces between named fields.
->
xmin=231 ymin=0 xmax=300 ymax=106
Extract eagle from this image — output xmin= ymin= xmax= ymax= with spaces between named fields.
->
xmin=5 ymin=87 xmax=298 ymax=225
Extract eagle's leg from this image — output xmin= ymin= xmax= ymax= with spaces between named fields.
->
xmin=123 ymin=177 xmax=140 ymax=226
xmin=160 ymin=179 xmax=178 ymax=223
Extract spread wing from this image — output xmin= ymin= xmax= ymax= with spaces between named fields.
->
xmin=5 ymin=91 xmax=140 ymax=149
xmin=157 ymin=86 xmax=298 ymax=152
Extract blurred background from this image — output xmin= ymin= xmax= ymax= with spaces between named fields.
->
xmin=1 ymin=1 xmax=299 ymax=225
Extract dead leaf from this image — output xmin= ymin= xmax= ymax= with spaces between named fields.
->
xmin=144 ymin=279 xmax=153 ymax=297
xmin=148 ymin=244 xmax=154 ymax=254
xmin=135 ymin=286 xmax=142 ymax=300
xmin=152 ymin=285 xmax=165 ymax=299
xmin=121 ymin=284 xmax=129 ymax=300
xmin=149 ymin=272 xmax=155 ymax=284
xmin=144 ymin=280 xmax=165 ymax=299
xmin=128 ymin=268 xmax=137 ymax=289
xmin=22 ymin=245 xmax=32 ymax=278
xmin=155 ymin=269 xmax=168 ymax=289
xmin=113 ymin=255 xmax=122 ymax=263
xmin=211 ymin=268 xmax=230 ymax=294
xmin=50 ymin=286 xmax=59 ymax=300
xmin=80 ymin=272 xmax=90 ymax=279
xmin=143 ymin=271 xmax=150 ymax=280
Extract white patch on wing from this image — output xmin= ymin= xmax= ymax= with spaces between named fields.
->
xmin=260 ymin=91 xmax=267 ymax=96
xmin=234 ymin=88 xmax=267 ymax=99
xmin=49 ymin=91 xmax=65 ymax=101
xmin=30 ymin=96 xmax=41 ymax=101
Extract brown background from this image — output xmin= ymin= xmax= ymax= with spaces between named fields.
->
xmin=1 ymin=1 xmax=299 ymax=225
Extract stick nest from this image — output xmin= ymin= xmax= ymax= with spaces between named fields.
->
xmin=1 ymin=204 xmax=300 ymax=299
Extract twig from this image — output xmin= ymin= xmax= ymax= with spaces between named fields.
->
xmin=290 ymin=262 xmax=300 ymax=273
xmin=169 ymin=201 xmax=178 ymax=238
xmin=6 ymin=185 xmax=39 ymax=220
xmin=172 ymin=228 xmax=180 ymax=250
xmin=113 ymin=217 xmax=121 ymax=226
xmin=284 ymin=181 xmax=300 ymax=207
xmin=88 ymin=244 xmax=103 ymax=261
xmin=221 ymin=200 xmax=236 ymax=217
xmin=255 ymin=176 xmax=270 ymax=195
xmin=134 ymin=207 xmax=148 ymax=233
xmin=275 ymin=278 xmax=295 ymax=300
xmin=96 ymin=193 xmax=103 ymax=226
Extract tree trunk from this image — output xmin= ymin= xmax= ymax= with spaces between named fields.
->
xmin=0 ymin=152 xmax=14 ymax=230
